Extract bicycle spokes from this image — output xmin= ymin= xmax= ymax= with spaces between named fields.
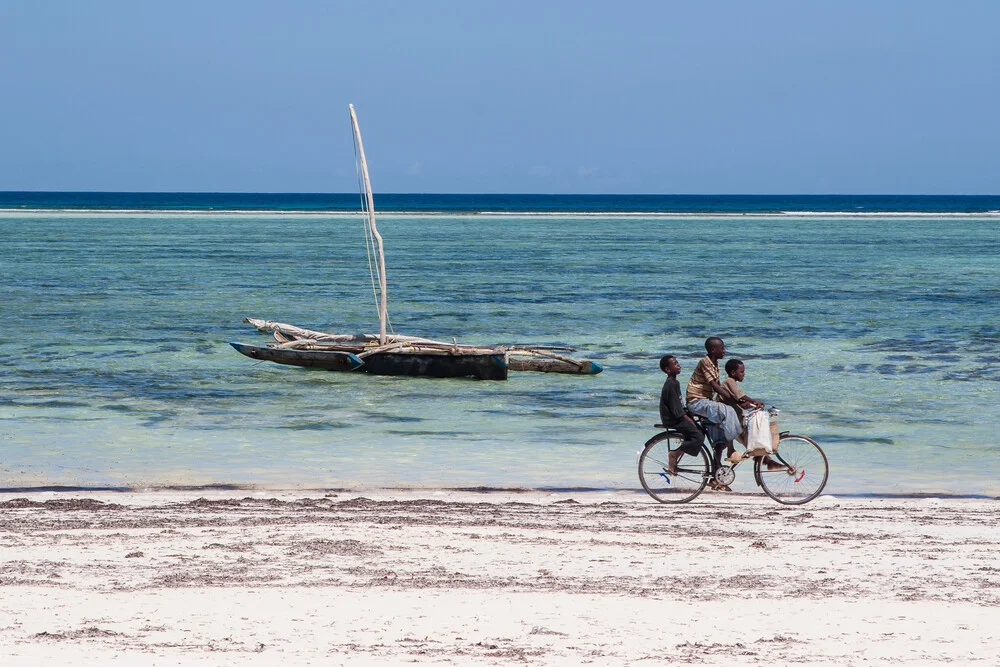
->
xmin=638 ymin=435 xmax=710 ymax=504
xmin=757 ymin=435 xmax=829 ymax=505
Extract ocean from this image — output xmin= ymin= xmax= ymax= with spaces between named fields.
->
xmin=1 ymin=193 xmax=998 ymax=496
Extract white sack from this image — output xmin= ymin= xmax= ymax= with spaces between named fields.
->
xmin=745 ymin=409 xmax=774 ymax=454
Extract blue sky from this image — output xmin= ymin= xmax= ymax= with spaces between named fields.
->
xmin=1 ymin=1 xmax=997 ymax=194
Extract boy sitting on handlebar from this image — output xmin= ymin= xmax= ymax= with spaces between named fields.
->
xmin=721 ymin=358 xmax=764 ymax=424
xmin=720 ymin=359 xmax=785 ymax=471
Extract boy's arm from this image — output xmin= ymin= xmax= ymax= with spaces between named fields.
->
xmin=710 ymin=379 xmax=738 ymax=403
xmin=664 ymin=398 xmax=686 ymax=423
xmin=740 ymin=394 xmax=765 ymax=408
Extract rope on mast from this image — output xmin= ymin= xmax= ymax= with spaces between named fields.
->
xmin=352 ymin=120 xmax=381 ymax=325
xmin=349 ymin=104 xmax=392 ymax=344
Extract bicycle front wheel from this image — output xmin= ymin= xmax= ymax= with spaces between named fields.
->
xmin=757 ymin=435 xmax=829 ymax=505
xmin=638 ymin=432 xmax=710 ymax=504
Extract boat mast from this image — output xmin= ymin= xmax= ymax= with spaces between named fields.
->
xmin=349 ymin=104 xmax=389 ymax=345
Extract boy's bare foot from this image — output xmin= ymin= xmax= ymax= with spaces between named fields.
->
xmin=725 ymin=451 xmax=746 ymax=465
xmin=667 ymin=449 xmax=683 ymax=475
xmin=762 ymin=455 xmax=787 ymax=471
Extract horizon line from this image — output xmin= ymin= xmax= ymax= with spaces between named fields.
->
xmin=2 ymin=190 xmax=1000 ymax=197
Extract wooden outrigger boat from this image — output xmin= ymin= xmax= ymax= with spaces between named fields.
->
xmin=230 ymin=105 xmax=603 ymax=381
xmin=232 ymin=318 xmax=601 ymax=380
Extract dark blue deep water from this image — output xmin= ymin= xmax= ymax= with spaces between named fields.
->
xmin=2 ymin=192 xmax=1000 ymax=214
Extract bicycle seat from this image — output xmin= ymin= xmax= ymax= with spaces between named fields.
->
xmin=653 ymin=424 xmax=689 ymax=436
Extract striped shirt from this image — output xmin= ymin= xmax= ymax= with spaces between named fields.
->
xmin=685 ymin=355 xmax=719 ymax=403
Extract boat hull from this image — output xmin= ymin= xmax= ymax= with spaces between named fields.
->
xmin=362 ymin=352 xmax=508 ymax=380
xmin=230 ymin=342 xmax=507 ymax=380
xmin=507 ymin=358 xmax=603 ymax=375
xmin=229 ymin=342 xmax=364 ymax=371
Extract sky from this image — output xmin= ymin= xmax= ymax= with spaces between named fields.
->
xmin=1 ymin=1 xmax=998 ymax=194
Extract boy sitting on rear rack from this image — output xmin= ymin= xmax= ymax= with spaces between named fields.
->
xmin=658 ymin=355 xmax=704 ymax=475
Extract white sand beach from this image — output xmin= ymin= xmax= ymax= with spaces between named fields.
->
xmin=1 ymin=489 xmax=997 ymax=665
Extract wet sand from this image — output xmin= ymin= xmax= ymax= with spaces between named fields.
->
xmin=1 ymin=489 xmax=998 ymax=665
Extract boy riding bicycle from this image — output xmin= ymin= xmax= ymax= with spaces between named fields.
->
xmin=685 ymin=337 xmax=742 ymax=473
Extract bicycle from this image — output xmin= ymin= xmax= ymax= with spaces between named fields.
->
xmin=637 ymin=409 xmax=829 ymax=505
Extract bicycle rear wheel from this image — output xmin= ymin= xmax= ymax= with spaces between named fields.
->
xmin=638 ymin=432 xmax=710 ymax=504
xmin=757 ymin=435 xmax=828 ymax=505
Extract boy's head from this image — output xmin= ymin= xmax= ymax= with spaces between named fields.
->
xmin=725 ymin=359 xmax=745 ymax=381
xmin=659 ymin=354 xmax=681 ymax=376
xmin=705 ymin=336 xmax=726 ymax=359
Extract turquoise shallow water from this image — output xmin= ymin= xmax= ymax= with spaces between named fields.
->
xmin=1 ymin=211 xmax=997 ymax=495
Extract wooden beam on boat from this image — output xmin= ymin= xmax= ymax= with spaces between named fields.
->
xmin=244 ymin=318 xmax=447 ymax=345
